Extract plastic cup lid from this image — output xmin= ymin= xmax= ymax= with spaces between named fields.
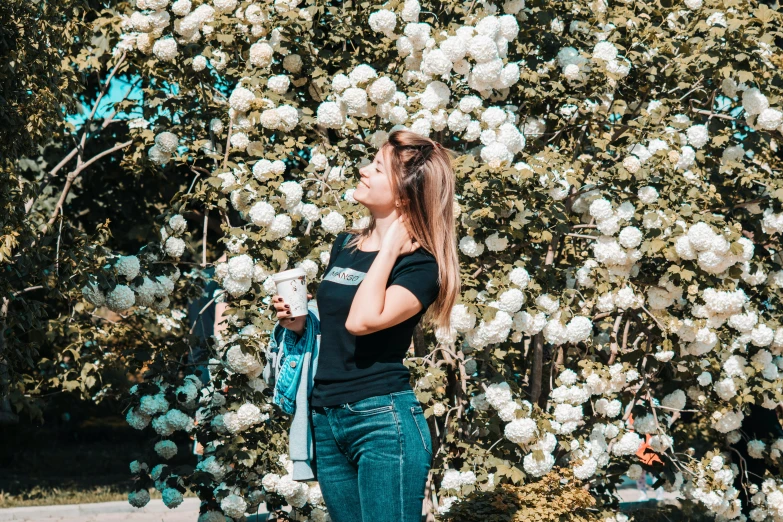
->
xmin=272 ymin=267 xmax=306 ymax=282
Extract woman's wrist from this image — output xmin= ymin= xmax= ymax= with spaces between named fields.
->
xmin=283 ymin=316 xmax=307 ymax=337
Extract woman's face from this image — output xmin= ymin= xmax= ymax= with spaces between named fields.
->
xmin=354 ymin=146 xmax=398 ymax=212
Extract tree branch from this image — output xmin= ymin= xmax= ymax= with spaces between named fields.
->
xmin=45 ymin=140 xmax=133 ymax=231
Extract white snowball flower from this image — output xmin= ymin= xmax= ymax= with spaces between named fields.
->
xmin=250 ymin=42 xmax=274 ymax=67
xmin=612 ymin=432 xmax=643 ymax=455
xmin=757 ymin=108 xmax=783 ymax=130
xmin=467 ymin=35 xmax=499 ymax=63
xmin=638 ymin=186 xmax=659 ymax=204
xmin=82 ymin=283 xmax=106 ymax=307
xmin=320 ymin=211 xmax=346 ymax=235
xmin=459 ymin=235 xmax=485 ymax=257
xmin=268 ymin=214 xmax=293 ymax=239
xmin=128 ymin=489 xmax=151 ymax=508
xmin=331 ymin=74 xmax=351 ymax=94
xmin=747 ymin=440 xmax=766 ymax=459
xmin=225 ymin=345 xmax=263 ymax=377
xmin=154 ymin=440 xmax=178 ymax=460
xmin=751 ymin=324 xmax=774 ymax=347
xmin=249 ymin=201 xmax=275 ymax=227
xmin=267 ymin=75 xmax=290 ymax=94
xmin=459 ymin=95 xmax=483 ymax=113
xmin=227 ymin=254 xmax=254 ymax=280
xmin=509 ymin=267 xmax=530 ymax=288
xmin=485 ymin=382 xmax=513 ymax=409
xmin=503 ymin=0 xmax=525 ymax=14
xmin=162 ymin=488 xmax=183 ymax=508
xmin=573 ymin=457 xmax=598 ymax=480
xmin=147 ymin=145 xmax=171 ymax=165
xmin=171 ymin=0 xmax=191 ymax=15
xmin=341 ymin=87 xmax=369 ymax=115
xmin=742 ymin=88 xmax=769 ymax=116
xmin=401 ymin=0 xmax=420 ymax=22
xmin=496 ymin=289 xmax=525 ymax=313
xmin=592 ymin=41 xmax=618 ymax=61
xmin=165 ymin=237 xmax=185 ymax=258
xmin=450 ymin=304 xmax=477 ymax=332
xmin=282 ymin=53 xmax=303 ymax=74
xmin=107 ymin=284 xmax=135 ymax=311
xmin=480 ymin=142 xmax=513 ymax=169
xmin=126 ymin=408 xmax=151 ymax=430
xmin=369 ymin=9 xmax=396 ymax=34
xmin=566 ymin=316 xmax=593 ymax=343
xmin=589 ymin=199 xmax=613 ymax=221
xmin=422 ymin=49 xmax=453 ymax=76
xmin=316 ymin=101 xmax=345 ymax=129
xmin=481 ymin=107 xmax=507 ymax=128
xmin=220 ymin=494 xmax=248 ymax=518
xmin=618 ymin=227 xmax=643 ymax=248
xmin=535 ymin=293 xmax=560 ymax=314
xmin=153 ymin=38 xmax=178 ymax=62
xmin=563 ymin=63 xmax=582 ymax=82
xmin=279 ymin=181 xmax=303 ymax=209
xmin=349 ymin=64 xmax=378 ymax=86
xmin=229 ymin=86 xmax=255 ymax=112
xmin=155 ymin=132 xmax=179 ymax=154
xmin=505 ymin=417 xmax=538 ymax=444
xmin=522 ymin=451 xmax=555 ymax=477
xmin=115 ymin=255 xmax=141 ymax=281
xmin=686 ymin=124 xmax=709 ymax=149
xmin=168 ymin=214 xmax=187 ymax=235
xmin=368 ymin=77 xmax=396 ymax=104
xmin=558 ymin=369 xmax=578 ymax=386
xmin=230 ymin=132 xmax=249 ymax=150
xmin=712 ymin=409 xmax=744 ymax=433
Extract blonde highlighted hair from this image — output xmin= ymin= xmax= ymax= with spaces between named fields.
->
xmin=345 ymin=129 xmax=461 ymax=333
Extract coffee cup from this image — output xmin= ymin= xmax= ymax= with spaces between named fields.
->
xmin=272 ymin=267 xmax=308 ymax=318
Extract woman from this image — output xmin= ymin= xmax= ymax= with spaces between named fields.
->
xmin=272 ymin=129 xmax=460 ymax=521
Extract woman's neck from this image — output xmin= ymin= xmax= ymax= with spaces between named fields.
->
xmin=361 ymin=209 xmax=400 ymax=251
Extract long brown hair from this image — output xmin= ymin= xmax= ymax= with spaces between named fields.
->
xmin=344 ymin=129 xmax=461 ymax=332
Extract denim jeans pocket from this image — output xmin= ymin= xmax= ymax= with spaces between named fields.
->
xmin=344 ymin=394 xmax=394 ymax=415
xmin=410 ymin=404 xmax=433 ymax=456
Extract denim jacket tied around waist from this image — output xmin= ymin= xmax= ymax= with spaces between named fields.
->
xmin=263 ymin=300 xmax=320 ymax=415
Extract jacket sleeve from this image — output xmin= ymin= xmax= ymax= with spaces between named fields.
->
xmin=262 ymin=324 xmax=284 ymax=388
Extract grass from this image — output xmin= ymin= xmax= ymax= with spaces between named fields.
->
xmin=0 ymin=485 xmax=163 ymax=508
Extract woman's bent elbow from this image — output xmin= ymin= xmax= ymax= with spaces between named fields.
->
xmin=345 ymin=320 xmax=370 ymax=336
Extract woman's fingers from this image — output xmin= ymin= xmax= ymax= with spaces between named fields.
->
xmin=272 ymin=295 xmax=290 ymax=313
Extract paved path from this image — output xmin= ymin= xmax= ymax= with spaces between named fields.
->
xmin=1 ymin=489 xmax=677 ymax=521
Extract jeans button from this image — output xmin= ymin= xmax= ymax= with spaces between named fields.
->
xmin=289 ymin=360 xmax=297 ymax=368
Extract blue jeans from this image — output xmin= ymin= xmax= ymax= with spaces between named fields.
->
xmin=310 ymin=389 xmax=433 ymax=522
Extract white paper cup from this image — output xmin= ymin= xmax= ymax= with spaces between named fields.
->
xmin=272 ymin=267 xmax=308 ymax=318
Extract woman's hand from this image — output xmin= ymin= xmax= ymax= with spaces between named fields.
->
xmin=380 ymin=214 xmax=420 ymax=258
xmin=272 ymin=293 xmax=312 ymax=334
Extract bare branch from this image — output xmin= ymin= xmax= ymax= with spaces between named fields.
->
xmin=45 ymin=140 xmax=133 ymax=230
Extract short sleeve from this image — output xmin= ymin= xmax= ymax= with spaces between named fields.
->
xmin=389 ymin=253 xmax=440 ymax=309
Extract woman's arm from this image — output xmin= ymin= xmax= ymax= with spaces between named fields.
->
xmin=345 ymin=216 xmax=423 ymax=335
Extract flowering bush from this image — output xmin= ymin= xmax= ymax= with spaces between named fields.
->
xmin=20 ymin=0 xmax=779 ymax=519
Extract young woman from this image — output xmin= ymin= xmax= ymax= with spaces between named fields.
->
xmin=273 ymin=129 xmax=460 ymax=522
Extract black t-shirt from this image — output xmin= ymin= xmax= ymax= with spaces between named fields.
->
xmin=311 ymin=232 xmax=440 ymax=407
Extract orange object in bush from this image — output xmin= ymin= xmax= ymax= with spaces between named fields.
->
xmin=627 ymin=413 xmax=664 ymax=466
xmin=636 ymin=434 xmax=663 ymax=465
